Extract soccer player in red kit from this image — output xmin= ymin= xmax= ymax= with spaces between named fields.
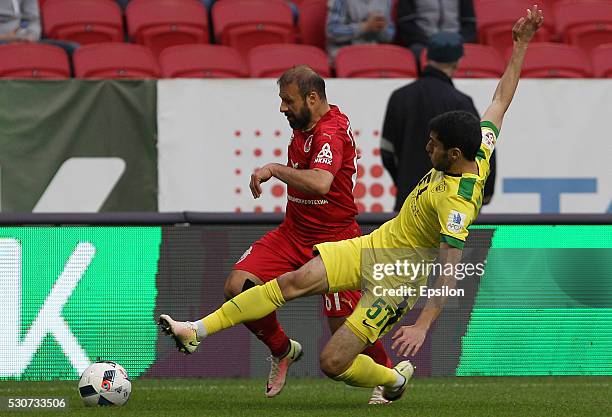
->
xmin=161 ymin=65 xmax=392 ymax=404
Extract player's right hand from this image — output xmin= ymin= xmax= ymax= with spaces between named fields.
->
xmin=391 ymin=325 xmax=427 ymax=357
xmin=512 ymin=4 xmax=543 ymax=45
xmin=250 ymin=165 xmax=274 ymax=199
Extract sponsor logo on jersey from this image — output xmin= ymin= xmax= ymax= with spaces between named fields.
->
xmin=482 ymin=130 xmax=496 ymax=150
xmin=447 ymin=210 xmax=467 ymax=233
xmin=287 ymin=195 xmax=328 ymax=205
xmin=433 ymin=182 xmax=447 ymax=193
xmin=314 ymin=143 xmax=333 ymax=165
xmin=237 ymin=246 xmax=252 ymax=263
xmin=304 ymin=135 xmax=313 ymax=153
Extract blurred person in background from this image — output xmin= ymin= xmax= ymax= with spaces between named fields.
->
xmin=0 ymin=0 xmax=79 ymax=55
xmin=381 ymin=32 xmax=496 ymax=212
xmin=397 ymin=0 xmax=476 ymax=62
xmin=326 ymin=0 xmax=395 ymax=60
xmin=0 ymin=0 xmax=40 ymax=42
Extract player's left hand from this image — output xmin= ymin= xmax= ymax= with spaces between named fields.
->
xmin=391 ymin=325 xmax=427 ymax=356
xmin=250 ymin=164 xmax=274 ymax=198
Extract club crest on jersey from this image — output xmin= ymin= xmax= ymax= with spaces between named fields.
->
xmin=482 ymin=131 xmax=496 ymax=150
xmin=433 ymin=182 xmax=447 ymax=193
xmin=304 ymin=135 xmax=313 ymax=153
xmin=314 ymin=143 xmax=333 ymax=165
xmin=447 ymin=210 xmax=466 ymax=233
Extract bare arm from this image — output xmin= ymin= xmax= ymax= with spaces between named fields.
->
xmin=250 ymin=163 xmax=333 ymax=198
xmin=482 ymin=5 xmax=544 ymax=130
xmin=391 ymin=242 xmax=463 ymax=356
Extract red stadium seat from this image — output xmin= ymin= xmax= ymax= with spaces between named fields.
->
xmin=506 ymin=43 xmax=592 ymax=78
xmin=419 ymin=44 xmax=505 ymax=78
xmin=248 ymin=44 xmax=329 ymax=78
xmin=0 ymin=43 xmax=70 ymax=79
xmin=455 ymin=44 xmax=505 ymax=78
xmin=74 ymin=43 xmax=160 ymax=78
xmin=212 ymin=0 xmax=295 ymax=57
xmin=42 ymin=0 xmax=124 ymax=44
xmin=335 ymin=44 xmax=417 ymax=78
xmin=554 ymin=0 xmax=612 ymax=54
xmin=159 ymin=44 xmax=248 ymax=78
xmin=591 ymin=44 xmax=612 ymax=78
xmin=475 ymin=0 xmax=552 ymax=53
xmin=126 ymin=0 xmax=209 ymax=57
xmin=297 ymin=0 xmax=326 ymax=49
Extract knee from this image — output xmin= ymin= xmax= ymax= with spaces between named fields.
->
xmin=319 ymin=349 xmax=347 ymax=378
xmin=223 ymin=272 xmax=246 ymax=299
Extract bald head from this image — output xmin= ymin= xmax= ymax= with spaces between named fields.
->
xmin=277 ymin=65 xmax=327 ymax=101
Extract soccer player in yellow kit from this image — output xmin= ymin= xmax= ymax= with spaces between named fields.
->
xmin=160 ymin=5 xmax=544 ymax=402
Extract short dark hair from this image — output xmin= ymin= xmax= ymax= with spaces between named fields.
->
xmin=277 ymin=65 xmax=327 ymax=100
xmin=429 ymin=111 xmax=481 ymax=160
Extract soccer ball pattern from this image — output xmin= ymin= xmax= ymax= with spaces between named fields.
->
xmin=78 ymin=361 xmax=132 ymax=407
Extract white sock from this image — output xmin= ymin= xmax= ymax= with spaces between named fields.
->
xmin=392 ymin=371 xmax=406 ymax=388
xmin=193 ymin=321 xmax=207 ymax=341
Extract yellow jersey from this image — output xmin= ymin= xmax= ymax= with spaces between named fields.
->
xmin=370 ymin=121 xmax=498 ymax=250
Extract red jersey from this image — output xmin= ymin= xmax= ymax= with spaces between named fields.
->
xmin=282 ymin=105 xmax=359 ymax=245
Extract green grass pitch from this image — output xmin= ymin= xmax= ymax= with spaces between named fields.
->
xmin=1 ymin=377 xmax=610 ymax=417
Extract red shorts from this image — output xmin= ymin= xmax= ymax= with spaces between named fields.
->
xmin=234 ymin=223 xmax=362 ymax=317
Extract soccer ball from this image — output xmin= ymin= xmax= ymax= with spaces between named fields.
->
xmin=77 ymin=361 xmax=131 ymax=407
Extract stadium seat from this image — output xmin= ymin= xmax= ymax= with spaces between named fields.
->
xmin=455 ymin=44 xmax=505 ymax=78
xmin=248 ymin=44 xmax=329 ymax=78
xmin=126 ymin=0 xmax=209 ymax=57
xmin=418 ymin=44 xmax=504 ymax=78
xmin=297 ymin=0 xmax=326 ymax=49
xmin=42 ymin=0 xmax=124 ymax=44
xmin=212 ymin=0 xmax=295 ymax=57
xmin=0 ymin=43 xmax=70 ymax=79
xmin=475 ymin=0 xmax=552 ymax=52
xmin=554 ymin=0 xmax=612 ymax=54
xmin=335 ymin=44 xmax=417 ymax=78
xmin=591 ymin=44 xmax=612 ymax=78
xmin=507 ymin=43 xmax=592 ymax=78
xmin=159 ymin=44 xmax=248 ymax=78
xmin=74 ymin=43 xmax=160 ymax=78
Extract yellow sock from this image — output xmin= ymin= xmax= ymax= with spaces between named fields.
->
xmin=333 ymin=354 xmax=398 ymax=388
xmin=200 ymin=279 xmax=285 ymax=336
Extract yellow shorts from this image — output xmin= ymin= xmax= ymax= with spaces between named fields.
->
xmin=315 ymin=236 xmax=420 ymax=344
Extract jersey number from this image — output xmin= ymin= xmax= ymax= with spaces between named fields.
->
xmin=365 ymin=297 xmax=396 ymax=327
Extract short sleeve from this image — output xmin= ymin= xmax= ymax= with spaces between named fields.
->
xmin=437 ymin=195 xmax=475 ymax=249
xmin=309 ymin=131 xmax=344 ymax=175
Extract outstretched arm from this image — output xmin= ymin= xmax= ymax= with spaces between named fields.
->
xmin=482 ymin=5 xmax=544 ymax=130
